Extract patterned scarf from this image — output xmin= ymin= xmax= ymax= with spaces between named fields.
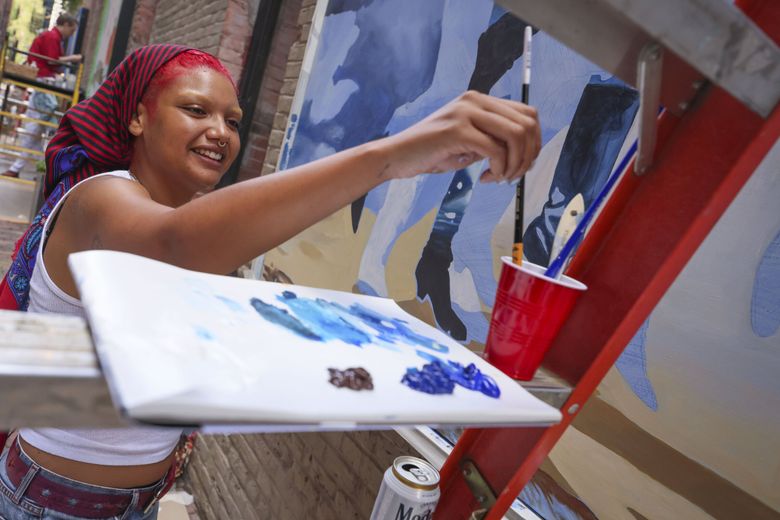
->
xmin=0 ymin=44 xmax=190 ymax=310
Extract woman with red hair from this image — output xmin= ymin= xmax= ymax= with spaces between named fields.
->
xmin=0 ymin=44 xmax=539 ymax=519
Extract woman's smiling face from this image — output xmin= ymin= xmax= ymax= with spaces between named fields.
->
xmin=130 ymin=66 xmax=242 ymax=203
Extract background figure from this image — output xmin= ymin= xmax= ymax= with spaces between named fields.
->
xmin=3 ymin=13 xmax=81 ymax=178
xmin=523 ymin=76 xmax=639 ymax=266
xmin=415 ymin=11 xmax=529 ymax=340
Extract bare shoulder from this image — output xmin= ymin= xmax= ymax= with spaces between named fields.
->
xmin=64 ymin=174 xmax=150 ymax=217
xmin=69 ymin=173 xmax=147 ymax=202
xmin=41 ymin=175 xmax=153 ymax=296
xmin=54 ymin=174 xmax=151 ymax=239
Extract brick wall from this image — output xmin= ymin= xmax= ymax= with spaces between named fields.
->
xmin=235 ymin=0 xmax=305 ymax=182
xmin=149 ymin=0 xmax=228 ymax=55
xmin=185 ymin=431 xmax=422 ymax=519
xmin=149 ymin=0 xmax=226 ymax=56
xmin=141 ymin=0 xmax=253 ymax=83
xmin=258 ymin=0 xmax=316 ymax=177
xmin=126 ymin=0 xmax=158 ymax=55
xmin=126 ymin=0 xmax=302 ymax=183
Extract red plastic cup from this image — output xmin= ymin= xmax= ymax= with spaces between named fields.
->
xmin=484 ymin=257 xmax=587 ymax=380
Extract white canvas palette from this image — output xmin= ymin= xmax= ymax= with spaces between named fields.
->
xmin=69 ymin=251 xmax=561 ymax=429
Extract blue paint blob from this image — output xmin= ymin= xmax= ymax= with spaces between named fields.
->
xmin=402 ymin=362 xmax=455 ymax=395
xmin=215 ymin=295 xmax=244 ymax=313
xmin=194 ymin=326 xmax=214 ymax=341
xmin=249 ymin=297 xmax=322 ymax=341
xmin=250 ymin=291 xmax=450 ymax=356
xmin=445 ymin=361 xmax=500 ymax=398
xmin=751 ymin=230 xmax=780 ymax=338
xmin=348 ymin=302 xmax=449 ymax=353
xmin=278 ymin=292 xmax=371 ymax=346
xmin=402 ymin=360 xmax=500 ymax=398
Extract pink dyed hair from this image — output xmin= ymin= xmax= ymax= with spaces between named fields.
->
xmin=141 ymin=50 xmax=238 ymax=113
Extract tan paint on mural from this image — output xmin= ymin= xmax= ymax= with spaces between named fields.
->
xmin=263 ymin=207 xmax=376 ymax=292
xmin=539 ymin=458 xmax=578 ymax=499
xmin=550 ymin=426 xmax=712 ymax=520
xmin=597 ymin=362 xmax=780 ymax=514
xmin=584 ymin=148 xmax=780 ymax=512
xmin=566 ymin=397 xmax=779 ymax=519
xmin=385 ymin=206 xmax=438 ymax=302
xmin=396 ymin=298 xmax=437 ymax=329
xmin=297 ymin=240 xmax=324 ymax=260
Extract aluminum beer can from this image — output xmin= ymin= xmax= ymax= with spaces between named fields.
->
xmin=370 ymin=456 xmax=440 ymax=520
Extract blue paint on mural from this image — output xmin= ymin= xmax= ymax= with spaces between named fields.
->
xmin=452 ymin=172 xmax=508 ymax=313
xmin=523 ymin=75 xmax=639 ymax=266
xmin=326 ymin=0 xmax=376 ymax=15
xmin=615 ymin=319 xmax=658 ymax=411
xmin=355 ymin=280 xmax=380 ymax=297
xmin=451 ymin=302 xmax=490 ymax=346
xmin=752 ymin=230 xmax=780 ymax=338
xmin=363 ymin=182 xmax=389 ymax=221
xmin=284 ymin=0 xmax=637 ymax=350
xmin=287 ymin=0 xmax=445 ymax=170
xmin=415 ymin=168 xmax=476 ymax=339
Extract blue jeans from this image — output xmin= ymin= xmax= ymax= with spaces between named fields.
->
xmin=0 ymin=442 xmax=159 ymax=520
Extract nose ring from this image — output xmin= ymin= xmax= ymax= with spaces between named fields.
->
xmin=217 ymin=140 xmax=227 ymax=148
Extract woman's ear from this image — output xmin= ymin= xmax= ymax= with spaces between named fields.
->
xmin=129 ymin=102 xmax=147 ymax=137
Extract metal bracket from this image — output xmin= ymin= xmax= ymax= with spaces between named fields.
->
xmin=461 ymin=459 xmax=497 ymax=520
xmin=497 ymin=0 xmax=779 ymax=118
xmin=634 ymin=43 xmax=663 ymax=175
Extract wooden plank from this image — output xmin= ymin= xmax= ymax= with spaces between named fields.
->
xmin=0 ymin=310 xmax=125 ymax=428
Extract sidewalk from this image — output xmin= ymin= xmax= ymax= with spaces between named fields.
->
xmin=0 ymin=219 xmax=26 ymax=274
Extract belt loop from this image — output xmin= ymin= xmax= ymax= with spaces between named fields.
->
xmin=12 ymin=458 xmax=40 ymax=504
xmin=142 ymin=481 xmax=167 ymax=515
xmin=119 ymin=490 xmax=140 ymax=520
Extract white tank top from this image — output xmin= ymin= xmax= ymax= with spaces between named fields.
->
xmin=21 ymin=170 xmax=183 ymax=466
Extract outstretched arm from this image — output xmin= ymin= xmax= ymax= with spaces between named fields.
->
xmin=47 ymin=92 xmax=540 ymax=295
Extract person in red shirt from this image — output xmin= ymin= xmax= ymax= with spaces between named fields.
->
xmin=27 ymin=13 xmax=82 ymax=77
xmin=2 ymin=13 xmax=82 ymax=177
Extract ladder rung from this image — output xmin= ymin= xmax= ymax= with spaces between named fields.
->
xmin=0 ymin=111 xmax=58 ymax=128
xmin=517 ymin=366 xmax=572 ymax=409
xmin=3 ymin=99 xmax=63 ymax=117
xmin=0 ymin=143 xmax=44 ymax=156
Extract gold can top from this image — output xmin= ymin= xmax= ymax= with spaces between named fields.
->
xmin=391 ymin=456 xmax=440 ymax=491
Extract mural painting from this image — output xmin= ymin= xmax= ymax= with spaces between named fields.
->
xmin=262 ymin=0 xmax=780 ymax=517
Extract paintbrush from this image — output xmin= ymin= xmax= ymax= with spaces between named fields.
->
xmin=545 ymin=141 xmax=638 ymax=279
xmin=511 ymin=25 xmax=533 ymax=266
xmin=549 ymin=194 xmax=584 ymax=265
